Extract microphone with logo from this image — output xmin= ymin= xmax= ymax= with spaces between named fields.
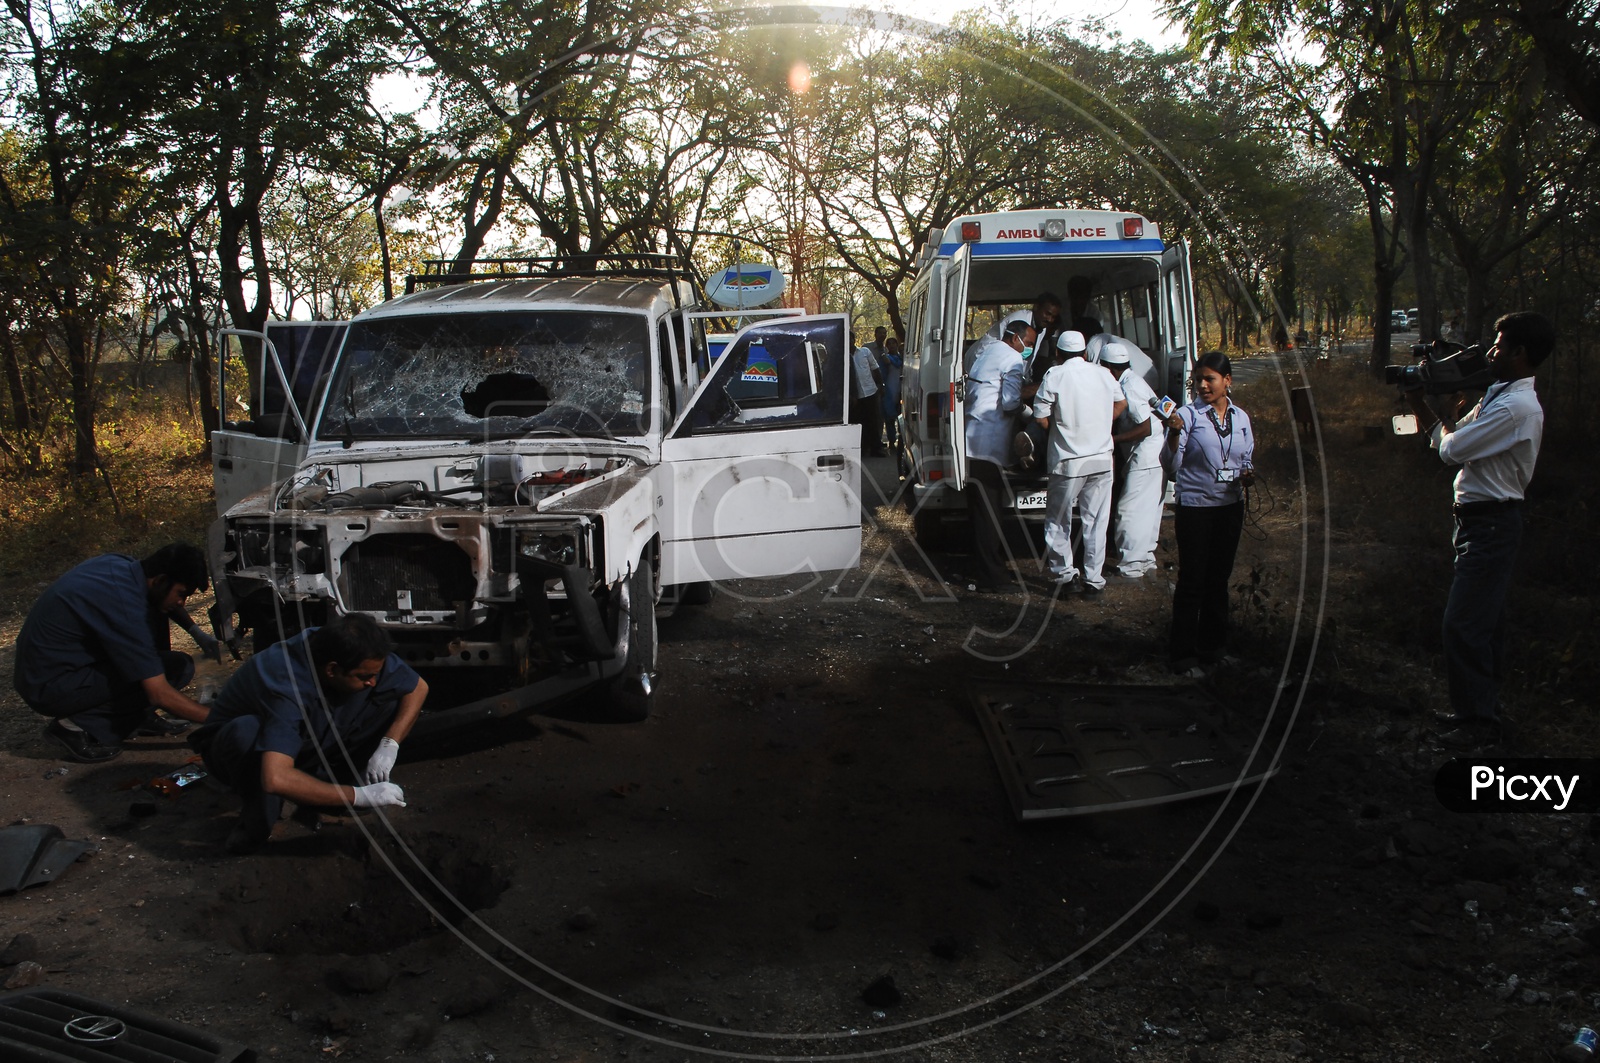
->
xmin=1150 ymin=394 xmax=1180 ymax=430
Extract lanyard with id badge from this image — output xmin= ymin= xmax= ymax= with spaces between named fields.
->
xmin=1206 ymin=406 xmax=1239 ymax=483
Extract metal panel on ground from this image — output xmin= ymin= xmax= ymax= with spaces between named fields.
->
xmin=971 ymin=682 xmax=1275 ymax=820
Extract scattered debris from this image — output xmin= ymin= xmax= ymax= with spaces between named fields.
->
xmin=4 ymin=960 xmax=46 ymax=989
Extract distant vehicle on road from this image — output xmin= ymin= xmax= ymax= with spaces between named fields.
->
xmin=1390 ymin=309 xmax=1409 ymax=330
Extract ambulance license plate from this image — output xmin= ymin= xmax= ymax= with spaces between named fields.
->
xmin=1014 ymin=489 xmax=1048 ymax=510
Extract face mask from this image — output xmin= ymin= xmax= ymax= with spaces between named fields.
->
xmin=1019 ymin=345 xmax=1034 ymax=360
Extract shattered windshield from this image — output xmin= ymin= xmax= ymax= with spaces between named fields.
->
xmin=317 ymin=310 xmax=652 ymax=441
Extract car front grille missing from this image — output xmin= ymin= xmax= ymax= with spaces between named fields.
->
xmin=0 ymin=987 xmax=252 ymax=1062
xmin=337 ymin=533 xmax=477 ymax=613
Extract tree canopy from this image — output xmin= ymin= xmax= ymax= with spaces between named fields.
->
xmin=0 ymin=0 xmax=1595 ymax=480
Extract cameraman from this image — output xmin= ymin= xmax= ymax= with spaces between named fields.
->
xmin=1406 ymin=311 xmax=1553 ymax=749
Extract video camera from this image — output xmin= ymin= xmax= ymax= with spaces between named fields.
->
xmin=1384 ymin=341 xmax=1496 ymax=394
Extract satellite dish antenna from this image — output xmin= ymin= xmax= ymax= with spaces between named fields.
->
xmin=706 ymin=261 xmax=786 ymax=309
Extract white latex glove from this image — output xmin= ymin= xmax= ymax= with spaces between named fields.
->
xmin=351 ymin=781 xmax=406 ymax=808
xmin=363 ymin=737 xmax=400 ymax=784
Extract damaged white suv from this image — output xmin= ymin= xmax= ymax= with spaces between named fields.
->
xmin=210 ymin=257 xmax=860 ymax=725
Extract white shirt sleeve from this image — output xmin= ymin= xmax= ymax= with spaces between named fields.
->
xmin=1033 ymin=368 xmax=1059 ymax=420
xmin=1000 ymin=361 xmax=1024 ymax=413
xmin=1436 ymin=395 xmax=1524 ymax=466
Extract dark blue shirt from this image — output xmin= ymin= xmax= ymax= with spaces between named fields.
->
xmin=14 ymin=554 xmax=165 ymax=703
xmin=205 ymin=629 xmax=419 ymax=763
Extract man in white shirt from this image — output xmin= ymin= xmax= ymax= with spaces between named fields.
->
xmin=1104 ymin=345 xmax=1164 ymax=577
xmin=851 ymin=334 xmax=885 ymax=456
xmin=1033 ymin=330 xmax=1126 ymax=591
xmin=962 ymin=317 xmax=1035 ymax=591
xmin=1406 ymin=311 xmax=1552 ymax=749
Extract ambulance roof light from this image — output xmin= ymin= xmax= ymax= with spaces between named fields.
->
xmin=1121 ymin=217 xmax=1145 ymax=239
xmin=960 ymin=221 xmax=981 ymax=242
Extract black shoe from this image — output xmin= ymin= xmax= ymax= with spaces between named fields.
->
xmin=1014 ymin=431 xmax=1036 ymax=471
xmin=134 ymin=711 xmax=191 ymax=738
xmin=1435 ymin=719 xmax=1504 ymax=751
xmin=43 ymin=720 xmax=122 ymax=764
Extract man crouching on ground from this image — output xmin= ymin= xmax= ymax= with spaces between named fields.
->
xmin=189 ymin=614 xmax=427 ymax=854
xmin=15 ymin=543 xmax=214 ymax=763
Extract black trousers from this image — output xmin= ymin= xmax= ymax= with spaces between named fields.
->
xmin=963 ymin=459 xmax=1020 ymax=588
xmin=852 ymin=392 xmax=884 ymax=455
xmin=1169 ymin=501 xmax=1244 ymax=664
xmin=27 ymin=651 xmax=194 ymax=744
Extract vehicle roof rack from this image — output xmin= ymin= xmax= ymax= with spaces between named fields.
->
xmin=405 ymin=254 xmax=697 ymax=304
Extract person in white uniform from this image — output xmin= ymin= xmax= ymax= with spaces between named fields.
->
xmin=1103 ymin=344 xmax=1164 ymax=577
xmin=1032 ymin=330 xmax=1126 ymax=591
xmin=962 ymin=317 xmax=1035 ymax=590
xmin=1082 ymin=318 xmax=1157 ymax=392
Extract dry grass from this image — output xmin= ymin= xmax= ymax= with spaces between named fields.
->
xmin=0 ymin=383 xmax=214 ymax=614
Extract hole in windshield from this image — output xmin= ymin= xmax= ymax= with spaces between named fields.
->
xmin=319 ymin=311 xmax=651 ymax=441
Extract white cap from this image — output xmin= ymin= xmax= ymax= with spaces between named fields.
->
xmin=1099 ymin=343 xmax=1131 ymax=366
xmin=1056 ymin=330 xmax=1087 ymax=353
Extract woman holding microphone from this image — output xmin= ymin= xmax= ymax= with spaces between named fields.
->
xmin=1161 ymin=351 xmax=1255 ymax=677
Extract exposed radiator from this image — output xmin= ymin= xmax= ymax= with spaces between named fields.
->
xmin=338 ymin=534 xmax=476 ymax=612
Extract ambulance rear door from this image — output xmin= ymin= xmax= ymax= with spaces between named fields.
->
xmin=941 ymin=241 xmax=972 ymax=490
xmin=1160 ymin=240 xmax=1198 ymax=402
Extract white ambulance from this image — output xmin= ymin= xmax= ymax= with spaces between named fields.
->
xmin=898 ymin=208 xmax=1197 ymax=547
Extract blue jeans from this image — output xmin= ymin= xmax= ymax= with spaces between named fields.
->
xmin=1443 ymin=506 xmax=1523 ymax=722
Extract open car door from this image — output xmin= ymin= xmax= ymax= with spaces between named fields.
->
xmin=941 ymin=242 xmax=972 ymax=490
xmin=1159 ymin=240 xmax=1197 ymax=401
xmin=660 ymin=314 xmax=861 ymax=584
xmin=211 ymin=322 xmax=346 ymax=514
